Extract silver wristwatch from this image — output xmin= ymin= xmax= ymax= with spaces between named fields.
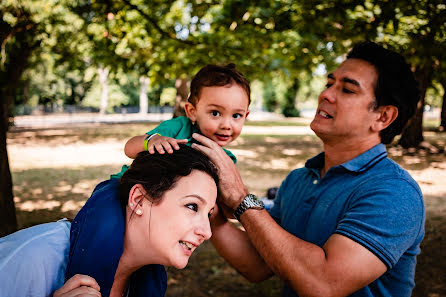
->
xmin=234 ymin=194 xmax=264 ymax=221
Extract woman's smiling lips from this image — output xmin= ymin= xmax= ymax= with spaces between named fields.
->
xmin=179 ymin=240 xmax=198 ymax=256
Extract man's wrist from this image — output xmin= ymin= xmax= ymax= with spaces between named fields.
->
xmin=234 ymin=194 xmax=265 ymax=222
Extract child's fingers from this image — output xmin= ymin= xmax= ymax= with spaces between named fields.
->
xmin=168 ymin=139 xmax=186 ymax=151
xmin=154 ymin=143 xmax=166 ymax=154
xmin=162 ymin=142 xmax=174 ymax=154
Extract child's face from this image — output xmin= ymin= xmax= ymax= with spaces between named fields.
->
xmin=185 ymin=84 xmax=250 ymax=147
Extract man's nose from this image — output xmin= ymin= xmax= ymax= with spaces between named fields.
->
xmin=319 ymin=87 xmax=336 ymax=103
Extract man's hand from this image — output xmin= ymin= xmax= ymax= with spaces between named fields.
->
xmin=191 ymin=133 xmax=248 ymax=210
xmin=53 ymin=274 xmax=101 ymax=297
xmin=147 ymin=135 xmax=188 ymax=154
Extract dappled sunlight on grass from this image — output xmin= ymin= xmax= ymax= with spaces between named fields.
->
xmin=17 ymin=200 xmax=61 ymax=211
xmin=6 ymin=122 xmax=446 ymax=296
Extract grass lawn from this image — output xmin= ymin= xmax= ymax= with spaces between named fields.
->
xmin=6 ymin=120 xmax=446 ymax=296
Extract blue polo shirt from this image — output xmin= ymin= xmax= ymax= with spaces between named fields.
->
xmin=269 ymin=144 xmax=425 ymax=297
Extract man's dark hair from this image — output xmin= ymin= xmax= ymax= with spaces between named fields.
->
xmin=119 ymin=145 xmax=219 ymax=209
xmin=188 ymin=63 xmax=251 ymax=106
xmin=347 ymin=41 xmax=420 ymax=144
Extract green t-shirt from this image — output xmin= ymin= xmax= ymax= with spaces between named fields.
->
xmin=111 ymin=116 xmax=237 ymax=179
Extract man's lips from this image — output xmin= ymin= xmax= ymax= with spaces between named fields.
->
xmin=317 ymin=109 xmax=333 ymax=119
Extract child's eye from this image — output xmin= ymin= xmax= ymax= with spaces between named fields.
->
xmin=211 ymin=110 xmax=220 ymax=117
xmin=233 ymin=113 xmax=242 ymax=119
xmin=186 ymin=203 xmax=198 ymax=212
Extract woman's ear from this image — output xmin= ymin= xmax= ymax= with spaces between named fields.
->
xmin=372 ymin=105 xmax=398 ymax=132
xmin=128 ymin=184 xmax=146 ymax=215
xmin=184 ymin=102 xmax=197 ymax=123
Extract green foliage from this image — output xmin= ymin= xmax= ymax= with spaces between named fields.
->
xmin=82 ymin=80 xmax=130 ymax=112
xmin=262 ymin=78 xmax=278 ymax=112
xmin=160 ymin=87 xmax=177 ymax=106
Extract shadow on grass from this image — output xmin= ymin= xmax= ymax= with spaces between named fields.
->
xmin=13 ymin=165 xmax=119 ymax=229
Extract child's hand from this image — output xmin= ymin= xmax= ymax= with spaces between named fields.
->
xmin=148 ymin=135 xmax=188 ymax=154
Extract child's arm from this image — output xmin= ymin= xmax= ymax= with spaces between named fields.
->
xmin=124 ymin=134 xmax=188 ymax=158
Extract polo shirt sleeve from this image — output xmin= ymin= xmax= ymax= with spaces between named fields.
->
xmin=335 ymin=177 xmax=424 ymax=269
xmin=147 ymin=116 xmax=190 ymax=138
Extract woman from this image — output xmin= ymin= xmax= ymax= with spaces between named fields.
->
xmin=0 ymin=145 xmax=219 ymax=297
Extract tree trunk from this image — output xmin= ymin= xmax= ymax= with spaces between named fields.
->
xmin=0 ymin=100 xmax=17 ymax=237
xmin=98 ymin=66 xmax=109 ymax=115
xmin=0 ymin=20 xmax=37 ymax=236
xmin=139 ymin=76 xmax=150 ymax=114
xmin=399 ymin=66 xmax=432 ymax=148
xmin=440 ymin=79 xmax=446 ymax=131
xmin=173 ymin=77 xmax=189 ymax=118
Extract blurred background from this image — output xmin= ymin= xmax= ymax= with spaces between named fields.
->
xmin=1 ymin=0 xmax=446 ymax=296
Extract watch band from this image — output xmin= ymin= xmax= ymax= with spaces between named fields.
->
xmin=234 ymin=194 xmax=264 ymax=222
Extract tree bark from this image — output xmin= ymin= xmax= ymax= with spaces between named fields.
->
xmin=98 ymin=66 xmax=109 ymax=115
xmin=173 ymin=77 xmax=189 ymax=118
xmin=399 ymin=66 xmax=432 ymax=148
xmin=0 ymin=100 xmax=17 ymax=237
xmin=0 ymin=11 xmax=40 ymax=235
xmin=139 ymin=76 xmax=150 ymax=114
xmin=440 ymin=79 xmax=446 ymax=131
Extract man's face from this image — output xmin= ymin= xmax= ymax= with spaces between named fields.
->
xmin=310 ymin=58 xmax=380 ymax=145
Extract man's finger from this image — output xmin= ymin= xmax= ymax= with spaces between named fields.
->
xmin=192 ymin=133 xmax=218 ymax=148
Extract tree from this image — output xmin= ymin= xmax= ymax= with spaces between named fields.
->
xmin=0 ymin=0 xmax=88 ymax=235
xmin=296 ymin=0 xmax=446 ymax=147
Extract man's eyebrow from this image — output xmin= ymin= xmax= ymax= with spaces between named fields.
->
xmin=342 ymin=77 xmax=360 ymax=87
xmin=327 ymin=73 xmax=360 ymax=87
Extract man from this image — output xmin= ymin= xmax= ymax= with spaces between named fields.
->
xmin=192 ymin=41 xmax=424 ymax=297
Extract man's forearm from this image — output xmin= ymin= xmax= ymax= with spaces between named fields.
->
xmin=239 ymin=209 xmax=386 ymax=297
xmin=210 ymin=217 xmax=273 ymax=282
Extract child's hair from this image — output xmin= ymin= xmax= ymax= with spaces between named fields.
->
xmin=119 ymin=145 xmax=219 ymax=209
xmin=188 ymin=63 xmax=251 ymax=106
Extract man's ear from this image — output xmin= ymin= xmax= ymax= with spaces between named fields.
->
xmin=372 ymin=105 xmax=398 ymax=132
xmin=128 ymin=184 xmax=146 ymax=210
xmin=184 ymin=102 xmax=197 ymax=123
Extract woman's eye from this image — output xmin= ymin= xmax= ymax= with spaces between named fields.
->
xmin=233 ymin=113 xmax=242 ymax=119
xmin=211 ymin=110 xmax=220 ymax=117
xmin=186 ymin=203 xmax=198 ymax=212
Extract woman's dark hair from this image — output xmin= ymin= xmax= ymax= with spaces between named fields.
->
xmin=347 ymin=41 xmax=420 ymax=144
xmin=119 ymin=145 xmax=219 ymax=209
xmin=188 ymin=63 xmax=251 ymax=105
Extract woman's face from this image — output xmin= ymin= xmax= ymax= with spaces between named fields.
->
xmin=127 ymin=170 xmax=217 ymax=269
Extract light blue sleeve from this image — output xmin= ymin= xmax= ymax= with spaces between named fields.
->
xmin=0 ymin=220 xmax=71 ymax=297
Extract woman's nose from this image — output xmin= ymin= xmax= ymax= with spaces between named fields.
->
xmin=196 ymin=218 xmax=212 ymax=241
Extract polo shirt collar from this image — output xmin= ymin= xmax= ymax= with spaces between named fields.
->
xmin=305 ymin=143 xmax=387 ymax=173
